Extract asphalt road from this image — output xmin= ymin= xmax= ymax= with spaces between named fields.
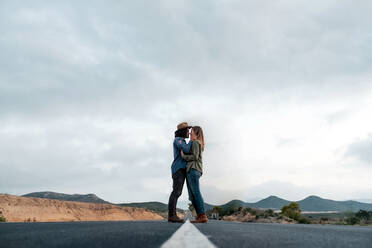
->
xmin=0 ymin=221 xmax=182 ymax=248
xmin=1 ymin=220 xmax=372 ymax=248
xmin=194 ymin=221 xmax=372 ymax=248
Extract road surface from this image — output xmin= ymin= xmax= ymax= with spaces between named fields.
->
xmin=1 ymin=220 xmax=371 ymax=248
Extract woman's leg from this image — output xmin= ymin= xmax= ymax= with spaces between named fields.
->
xmin=186 ymin=174 xmax=198 ymax=213
xmin=187 ymin=169 xmax=205 ymax=214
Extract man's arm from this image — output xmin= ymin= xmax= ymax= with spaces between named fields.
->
xmin=175 ymin=139 xmax=192 ymax=153
xmin=181 ymin=141 xmax=199 ymax=162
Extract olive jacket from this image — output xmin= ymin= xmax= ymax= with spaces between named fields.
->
xmin=181 ymin=140 xmax=203 ymax=175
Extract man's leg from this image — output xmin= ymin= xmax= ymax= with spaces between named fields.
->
xmin=168 ymin=168 xmax=186 ymax=222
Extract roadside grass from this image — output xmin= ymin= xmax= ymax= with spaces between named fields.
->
xmin=0 ymin=211 xmax=6 ymax=222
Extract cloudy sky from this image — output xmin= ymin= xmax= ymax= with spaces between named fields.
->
xmin=1 ymin=0 xmax=372 ymax=205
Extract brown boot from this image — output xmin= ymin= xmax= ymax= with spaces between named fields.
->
xmin=200 ymin=214 xmax=208 ymax=223
xmin=168 ymin=215 xmax=185 ymax=223
xmin=191 ymin=213 xmax=208 ymax=223
xmin=191 ymin=214 xmax=201 ymax=222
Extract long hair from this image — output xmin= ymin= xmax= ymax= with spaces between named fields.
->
xmin=192 ymin=126 xmax=205 ymax=151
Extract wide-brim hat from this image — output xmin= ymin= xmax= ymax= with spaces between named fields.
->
xmin=177 ymin=122 xmax=192 ymax=130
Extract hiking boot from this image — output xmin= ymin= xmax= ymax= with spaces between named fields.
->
xmin=168 ymin=215 xmax=185 ymax=223
xmin=191 ymin=213 xmax=208 ymax=223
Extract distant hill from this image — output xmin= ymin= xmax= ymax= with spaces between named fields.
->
xmin=1 ymin=194 xmax=163 ymax=222
xmin=219 ymin=199 xmax=247 ymax=210
xmin=22 ymin=192 xmax=109 ymax=204
xmin=23 ymin=192 xmax=372 ymax=213
xmin=204 ymin=202 xmax=215 ymax=211
xmin=205 ymin=195 xmax=372 ymax=212
xmin=298 ymin=195 xmax=372 ymax=212
xmin=251 ymin=196 xmax=291 ymax=209
xmin=118 ymin=201 xmax=181 ymax=213
xmin=22 ymin=192 xmax=186 ymax=215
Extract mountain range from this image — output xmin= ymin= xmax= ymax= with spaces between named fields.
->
xmin=210 ymin=195 xmax=372 ymax=212
xmin=22 ymin=192 xmax=372 ymax=212
xmin=22 ymin=192 xmax=183 ymax=213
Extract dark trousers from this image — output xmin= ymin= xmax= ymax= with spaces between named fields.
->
xmin=168 ymin=168 xmax=186 ymax=217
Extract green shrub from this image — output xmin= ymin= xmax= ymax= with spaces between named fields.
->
xmin=356 ymin=210 xmax=371 ymax=221
xmin=346 ymin=216 xmax=359 ymax=225
xmin=249 ymin=209 xmax=257 ymax=215
xmin=0 ymin=211 xmax=6 ymax=222
xmin=281 ymin=202 xmax=301 ymax=221
xmin=188 ymin=203 xmax=194 ymax=212
xmin=265 ymin=209 xmax=274 ymax=216
xmin=345 ymin=211 xmax=360 ymax=225
xmin=298 ymin=217 xmax=311 ymax=224
xmin=213 ymin=206 xmax=223 ymax=215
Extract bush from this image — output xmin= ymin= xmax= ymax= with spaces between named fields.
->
xmin=213 ymin=206 xmax=223 ymax=215
xmin=223 ymin=205 xmax=239 ymax=216
xmin=249 ymin=209 xmax=257 ymax=215
xmin=346 ymin=216 xmax=359 ymax=225
xmin=298 ymin=217 xmax=311 ymax=224
xmin=0 ymin=211 xmax=6 ymax=222
xmin=344 ymin=211 xmax=359 ymax=225
xmin=356 ymin=210 xmax=371 ymax=221
xmin=265 ymin=209 xmax=274 ymax=216
xmin=188 ymin=203 xmax=194 ymax=212
xmin=281 ymin=202 xmax=301 ymax=221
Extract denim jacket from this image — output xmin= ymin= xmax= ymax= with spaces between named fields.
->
xmin=171 ymin=137 xmax=192 ymax=174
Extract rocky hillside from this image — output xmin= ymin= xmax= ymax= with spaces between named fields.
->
xmin=0 ymin=194 xmax=163 ymax=222
xmin=22 ymin=192 xmax=109 ymax=204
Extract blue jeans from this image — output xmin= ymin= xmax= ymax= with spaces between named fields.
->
xmin=186 ymin=169 xmax=205 ymax=214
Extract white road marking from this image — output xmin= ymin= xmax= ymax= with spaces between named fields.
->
xmin=161 ymin=220 xmax=216 ymax=248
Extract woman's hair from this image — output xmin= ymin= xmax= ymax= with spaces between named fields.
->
xmin=192 ymin=126 xmax=205 ymax=151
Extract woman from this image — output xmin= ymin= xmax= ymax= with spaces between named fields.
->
xmin=181 ymin=126 xmax=207 ymax=223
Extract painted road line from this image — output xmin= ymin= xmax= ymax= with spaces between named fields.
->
xmin=161 ymin=220 xmax=216 ymax=248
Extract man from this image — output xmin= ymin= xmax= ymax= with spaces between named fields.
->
xmin=168 ymin=122 xmax=192 ymax=223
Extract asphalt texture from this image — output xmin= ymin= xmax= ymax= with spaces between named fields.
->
xmin=195 ymin=220 xmax=372 ymax=248
xmin=1 ymin=220 xmax=372 ymax=248
xmin=0 ymin=220 xmax=182 ymax=248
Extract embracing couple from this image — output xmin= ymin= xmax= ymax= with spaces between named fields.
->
xmin=167 ymin=122 xmax=207 ymax=224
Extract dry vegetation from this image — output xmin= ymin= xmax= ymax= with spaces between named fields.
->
xmin=0 ymin=194 xmax=163 ymax=222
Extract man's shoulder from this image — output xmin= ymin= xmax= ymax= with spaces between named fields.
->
xmin=174 ymin=137 xmax=185 ymax=144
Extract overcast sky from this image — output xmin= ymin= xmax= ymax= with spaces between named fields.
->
xmin=1 ymin=0 xmax=372 ymax=205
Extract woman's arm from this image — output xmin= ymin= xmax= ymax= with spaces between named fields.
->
xmin=181 ymin=141 xmax=200 ymax=162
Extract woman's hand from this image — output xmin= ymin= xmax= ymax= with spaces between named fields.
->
xmin=181 ymin=150 xmax=184 ymax=157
